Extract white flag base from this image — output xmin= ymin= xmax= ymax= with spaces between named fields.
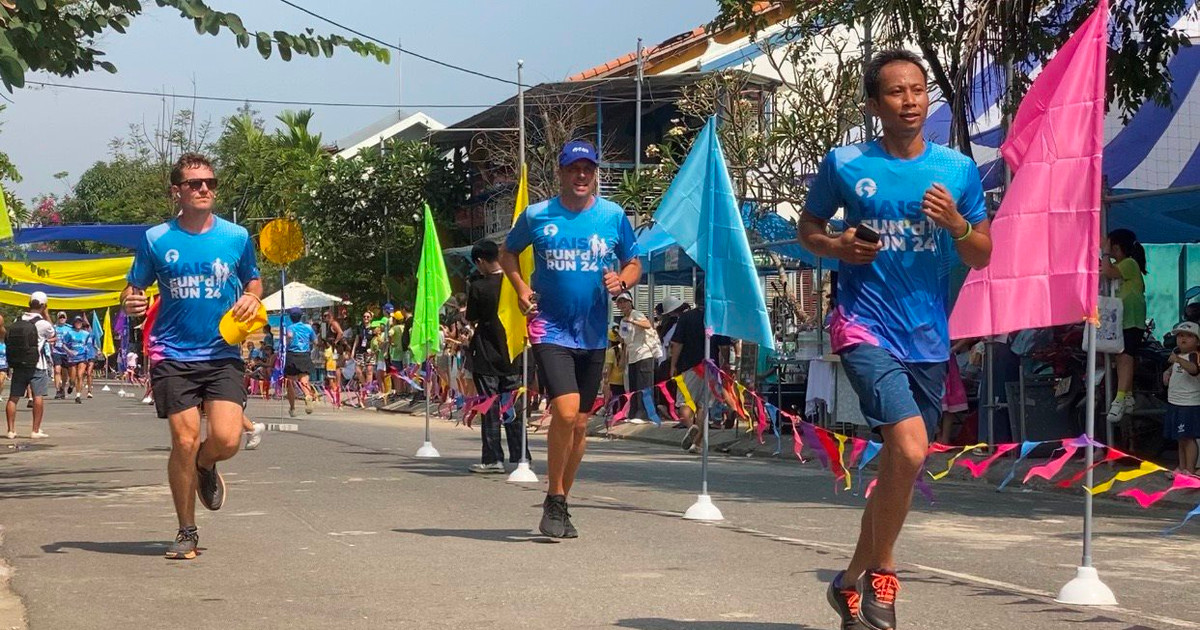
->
xmin=506 ymin=461 xmax=538 ymax=483
xmin=101 ymin=385 xmax=111 ymax=392
xmin=682 ymin=494 xmax=724 ymax=521
xmin=1055 ymin=566 xmax=1117 ymax=606
xmin=414 ymin=441 xmax=440 ymax=458
xmin=117 ymin=388 xmax=127 ymax=397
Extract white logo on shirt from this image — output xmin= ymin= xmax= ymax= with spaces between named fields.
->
xmin=855 ymin=178 xmax=878 ymax=198
xmin=164 ymin=249 xmax=180 ymax=263
xmin=212 ymin=258 xmax=232 ymax=287
xmin=543 ymin=224 xmax=559 ymax=237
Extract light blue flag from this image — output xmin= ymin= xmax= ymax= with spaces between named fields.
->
xmin=653 ymin=116 xmax=774 ymax=350
xmin=90 ymin=311 xmax=103 ymax=352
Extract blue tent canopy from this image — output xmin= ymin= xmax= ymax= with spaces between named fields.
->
xmin=1107 ymin=188 xmax=1200 ymax=244
xmin=14 ymin=224 xmax=150 ymax=250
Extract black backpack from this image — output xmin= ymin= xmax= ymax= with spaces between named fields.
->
xmin=6 ymin=315 xmax=42 ymax=370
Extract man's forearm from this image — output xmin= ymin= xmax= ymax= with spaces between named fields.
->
xmin=797 ymin=214 xmax=840 ymax=258
xmin=952 ymin=220 xmax=992 ymax=270
xmin=618 ymin=258 xmax=642 ymax=289
xmin=244 ymin=279 xmax=264 ymax=298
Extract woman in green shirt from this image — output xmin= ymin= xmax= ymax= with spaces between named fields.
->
xmin=1102 ymin=228 xmax=1147 ymax=421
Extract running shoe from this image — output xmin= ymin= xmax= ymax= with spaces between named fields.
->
xmin=4 ymin=431 xmax=15 ymax=439
xmin=141 ymin=395 xmax=153 ymax=405
xmin=30 ymin=431 xmax=48 ymax=439
xmin=469 ymin=462 xmax=505 ymax=474
xmin=681 ymin=425 xmax=700 ymax=451
xmin=86 ymin=392 xmax=93 ymax=399
xmin=288 ymin=407 xmax=296 ymax=418
xmin=826 ymin=571 xmax=868 ymax=630
xmin=305 ymin=396 xmax=313 ymax=415
xmin=539 ymin=494 xmax=569 ymax=538
xmin=195 ymin=460 xmax=225 ymax=511
xmin=561 ymin=502 xmax=578 ymax=539
xmin=856 ymin=569 xmax=900 ymax=630
xmin=53 ymin=392 xmax=64 ymax=400
xmin=165 ymin=526 xmax=199 ymax=560
xmin=245 ymin=423 xmax=266 ymax=450
xmin=1106 ymin=396 xmax=1135 ymax=423
xmin=25 ymin=399 xmax=32 ymax=408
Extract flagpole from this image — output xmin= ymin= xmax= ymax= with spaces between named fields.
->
xmin=684 ymin=121 xmax=724 ymax=522
xmin=415 ymin=341 xmax=440 ymax=458
xmin=508 ymin=341 xmax=537 ymax=482
xmin=279 ymin=269 xmax=287 ymax=422
xmin=507 ymin=58 xmax=537 ymax=483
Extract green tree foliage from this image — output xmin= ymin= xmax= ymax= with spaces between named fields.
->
xmin=297 ymin=140 xmax=468 ymax=305
xmin=215 ymin=106 xmax=324 ymax=222
xmin=714 ymin=0 xmax=1192 ymax=156
xmin=0 ymin=105 xmax=26 ymax=226
xmin=0 ymin=0 xmax=390 ymax=90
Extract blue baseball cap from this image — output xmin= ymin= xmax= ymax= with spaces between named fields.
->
xmin=287 ymin=306 xmax=303 ymax=321
xmin=559 ymin=140 xmax=599 ymax=167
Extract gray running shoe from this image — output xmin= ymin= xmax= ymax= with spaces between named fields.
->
xmin=195 ymin=460 xmax=225 ymax=511
xmin=562 ymin=502 xmax=578 ymax=539
xmin=539 ymin=494 xmax=569 ymax=538
xmin=165 ymin=526 xmax=199 ymax=560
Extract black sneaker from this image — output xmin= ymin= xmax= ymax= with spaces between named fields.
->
xmin=826 ymin=571 xmax=868 ymax=630
xmin=539 ymin=494 xmax=568 ymax=538
xmin=195 ymin=459 xmax=225 ymax=511
xmin=165 ymin=526 xmax=199 ymax=560
xmin=856 ymin=569 xmax=900 ymax=630
xmin=562 ymin=502 xmax=579 ymax=539
xmin=681 ymin=425 xmax=700 ymax=451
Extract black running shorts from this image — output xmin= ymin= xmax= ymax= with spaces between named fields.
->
xmin=151 ymin=358 xmax=247 ymax=419
xmin=532 ymin=343 xmax=606 ymax=412
xmin=284 ymin=352 xmax=313 ymax=377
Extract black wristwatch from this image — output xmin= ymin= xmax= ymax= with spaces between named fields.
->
xmin=620 ymin=280 xmax=628 ymax=291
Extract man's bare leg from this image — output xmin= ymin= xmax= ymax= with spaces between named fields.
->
xmin=561 ymin=411 xmax=590 ymax=497
xmin=545 ymin=393 xmax=581 ymax=496
xmin=844 ymin=416 xmax=928 ymax=580
xmin=197 ymin=400 xmax=244 ymax=471
xmin=167 ymin=408 xmax=203 ymax=528
xmin=5 ymin=396 xmax=17 ymax=435
xmin=31 ymin=396 xmax=44 ymax=433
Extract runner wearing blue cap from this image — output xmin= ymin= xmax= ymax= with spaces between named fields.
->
xmin=283 ymin=306 xmax=318 ymax=417
xmin=501 ymin=140 xmax=641 ymax=538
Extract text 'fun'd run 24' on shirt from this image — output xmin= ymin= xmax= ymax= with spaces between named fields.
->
xmin=504 ymin=196 xmax=638 ymax=351
xmin=127 ymin=216 xmax=261 ymax=363
xmin=805 ymin=140 xmax=988 ymax=363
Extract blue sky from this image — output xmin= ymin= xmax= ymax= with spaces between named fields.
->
xmin=1 ymin=1 xmax=717 ymax=202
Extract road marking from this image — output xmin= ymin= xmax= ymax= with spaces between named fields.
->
xmin=267 ymin=423 xmax=299 ymax=432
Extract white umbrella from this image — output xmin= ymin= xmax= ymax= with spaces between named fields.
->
xmin=261 ymin=282 xmax=344 ymax=311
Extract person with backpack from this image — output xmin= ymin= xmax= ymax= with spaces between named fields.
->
xmin=5 ymin=291 xmax=57 ymax=439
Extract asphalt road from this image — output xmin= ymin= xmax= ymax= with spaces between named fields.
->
xmin=1 ymin=387 xmax=1198 ymax=629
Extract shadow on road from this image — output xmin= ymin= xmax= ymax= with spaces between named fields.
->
xmin=391 ymin=528 xmax=552 ymax=544
xmin=41 ymin=541 xmax=167 ymax=556
xmin=615 ymin=619 xmax=815 ymax=629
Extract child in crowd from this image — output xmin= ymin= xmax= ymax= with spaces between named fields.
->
xmin=1164 ymin=321 xmax=1200 ymax=475
xmin=324 ymin=339 xmax=340 ymax=408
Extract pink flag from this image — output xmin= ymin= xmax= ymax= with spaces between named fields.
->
xmin=949 ymin=0 xmax=1109 ymax=338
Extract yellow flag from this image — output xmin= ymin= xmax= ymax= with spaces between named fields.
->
xmin=0 ymin=186 xmax=12 ymax=241
xmin=1087 ymin=460 xmax=1166 ymax=495
xmin=102 ymin=308 xmax=116 ymax=355
xmin=498 ymin=164 xmax=534 ymax=361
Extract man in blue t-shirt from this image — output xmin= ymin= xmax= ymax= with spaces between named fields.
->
xmin=121 ymin=152 xmax=262 ymax=561
xmin=52 ymin=312 xmax=70 ymax=399
xmin=63 ymin=316 xmax=90 ymax=404
xmin=799 ymin=51 xmax=992 ymax=630
xmin=283 ymin=307 xmax=318 ymax=417
xmin=501 ymin=140 xmax=640 ymax=539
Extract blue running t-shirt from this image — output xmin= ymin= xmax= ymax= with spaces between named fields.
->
xmin=805 ymin=141 xmax=987 ymax=363
xmin=505 ymin=196 xmax=639 ymax=351
xmin=53 ymin=323 xmax=71 ymax=356
xmin=64 ymin=328 xmax=89 ymax=359
xmin=127 ymin=216 xmax=261 ymax=362
xmin=286 ymin=322 xmax=316 ymax=354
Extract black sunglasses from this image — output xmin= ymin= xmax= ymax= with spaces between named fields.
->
xmin=176 ymin=177 xmax=218 ymax=192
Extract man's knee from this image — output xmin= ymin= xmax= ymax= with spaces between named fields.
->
xmin=883 ymin=417 xmax=929 ymax=470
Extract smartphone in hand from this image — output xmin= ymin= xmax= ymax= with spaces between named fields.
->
xmin=854 ymin=223 xmax=881 ymax=244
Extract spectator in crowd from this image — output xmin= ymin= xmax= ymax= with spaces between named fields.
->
xmin=5 ymin=292 xmax=57 ymax=440
xmin=604 ymin=328 xmax=625 ymax=411
xmin=616 ymin=292 xmax=660 ymax=421
xmin=1164 ymin=321 xmax=1200 ymax=475
xmin=670 ymin=282 xmax=732 ymax=452
xmin=1103 ymin=228 xmax=1148 ymax=423
xmin=465 ymin=239 xmax=526 ymax=473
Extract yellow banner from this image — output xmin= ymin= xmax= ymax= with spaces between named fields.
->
xmin=498 ymin=164 xmax=533 ymax=361
xmin=0 ymin=256 xmax=134 ymax=291
xmin=1087 ymin=460 xmax=1166 ymax=495
xmin=0 ymin=285 xmax=156 ymax=310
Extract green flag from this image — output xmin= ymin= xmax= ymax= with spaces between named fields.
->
xmin=0 ymin=186 xmax=12 ymax=240
xmin=409 ymin=204 xmax=451 ymax=363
